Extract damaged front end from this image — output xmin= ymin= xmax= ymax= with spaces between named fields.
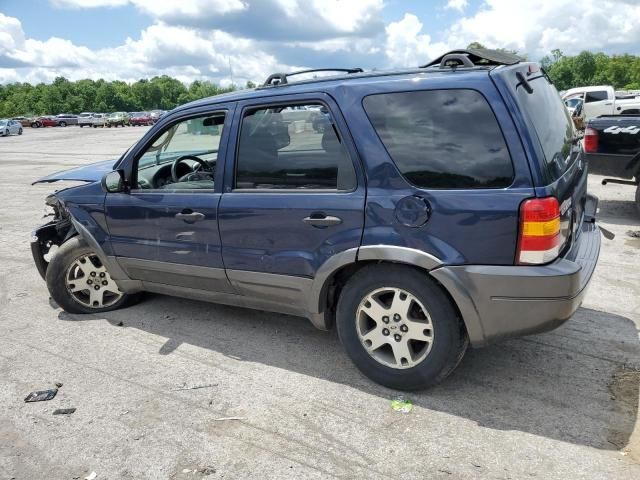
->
xmin=30 ymin=194 xmax=77 ymax=280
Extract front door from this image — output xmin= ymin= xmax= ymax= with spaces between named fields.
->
xmin=105 ymin=107 xmax=235 ymax=293
xmin=218 ymin=95 xmax=365 ymax=304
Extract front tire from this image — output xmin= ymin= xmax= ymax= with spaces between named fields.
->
xmin=59 ymin=121 xmax=67 ymax=127
xmin=635 ymin=183 xmax=640 ymax=216
xmin=336 ymin=264 xmax=467 ymax=390
xmin=18 ymin=128 xmax=22 ymax=135
xmin=46 ymin=237 xmax=139 ymax=314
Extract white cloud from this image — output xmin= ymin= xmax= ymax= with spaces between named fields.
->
xmin=445 ymin=0 xmax=640 ymax=58
xmin=445 ymin=0 xmax=468 ymax=12
xmin=385 ymin=14 xmax=448 ymax=67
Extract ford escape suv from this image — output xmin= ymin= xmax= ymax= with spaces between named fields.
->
xmin=31 ymin=49 xmax=601 ymax=390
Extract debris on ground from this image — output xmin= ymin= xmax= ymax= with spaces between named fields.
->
xmin=55 ymin=382 xmax=63 ymax=388
xmin=626 ymin=230 xmax=640 ymax=238
xmin=173 ymin=383 xmax=218 ymax=391
xmin=391 ymin=395 xmax=413 ymax=413
xmin=24 ymin=389 xmax=58 ymax=403
xmin=198 ymin=466 xmax=216 ymax=475
xmin=213 ymin=416 xmax=245 ymax=422
xmin=116 ymin=321 xmax=124 ymax=326
xmin=53 ymin=408 xmax=76 ymax=415
xmin=85 ymin=472 xmax=97 ymax=480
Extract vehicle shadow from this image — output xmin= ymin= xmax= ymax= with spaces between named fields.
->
xmin=58 ymin=298 xmax=640 ymax=454
xmin=597 ymin=199 xmax=640 ymax=227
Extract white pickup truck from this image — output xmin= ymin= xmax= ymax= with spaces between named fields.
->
xmin=562 ymin=85 xmax=640 ymax=120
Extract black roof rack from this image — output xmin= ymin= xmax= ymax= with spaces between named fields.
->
xmin=261 ymin=68 xmax=364 ymax=87
xmin=422 ymin=48 xmax=521 ymax=69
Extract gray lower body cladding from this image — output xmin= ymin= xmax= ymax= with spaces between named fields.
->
xmin=432 ymin=220 xmax=601 ymax=347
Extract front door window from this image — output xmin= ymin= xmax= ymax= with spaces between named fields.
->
xmin=134 ymin=114 xmax=225 ymax=191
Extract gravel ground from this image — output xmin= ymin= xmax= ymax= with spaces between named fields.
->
xmin=0 ymin=126 xmax=639 ymax=480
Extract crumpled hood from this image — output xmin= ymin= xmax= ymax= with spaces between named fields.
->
xmin=32 ymin=159 xmax=117 ymax=185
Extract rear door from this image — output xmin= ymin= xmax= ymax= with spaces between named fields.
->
xmin=218 ymin=94 xmax=365 ymax=302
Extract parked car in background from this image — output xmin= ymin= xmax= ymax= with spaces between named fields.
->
xmin=30 ymin=49 xmax=601 ymax=390
xmin=78 ymin=112 xmax=95 ymax=128
xmin=91 ymin=113 xmax=108 ymax=128
xmin=107 ymin=112 xmax=130 ymax=127
xmin=55 ymin=114 xmax=79 ymax=127
xmin=149 ymin=110 xmax=166 ymax=123
xmin=584 ymin=115 xmax=640 ymax=213
xmin=12 ymin=116 xmax=34 ymax=127
xmin=129 ymin=112 xmax=153 ymax=126
xmin=31 ymin=116 xmax=59 ymax=128
xmin=562 ymin=85 xmax=640 ymax=120
xmin=0 ymin=119 xmax=23 ymax=136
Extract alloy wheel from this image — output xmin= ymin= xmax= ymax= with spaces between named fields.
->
xmin=65 ymin=253 xmax=123 ymax=309
xmin=356 ymin=287 xmax=434 ymax=369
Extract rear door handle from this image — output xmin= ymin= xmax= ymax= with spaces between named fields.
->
xmin=175 ymin=211 xmax=205 ymax=223
xmin=303 ymin=214 xmax=342 ymax=227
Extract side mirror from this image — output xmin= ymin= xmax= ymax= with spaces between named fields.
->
xmin=101 ymin=170 xmax=125 ymax=193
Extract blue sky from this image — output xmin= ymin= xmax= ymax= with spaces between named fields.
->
xmin=0 ymin=0 xmax=638 ymax=85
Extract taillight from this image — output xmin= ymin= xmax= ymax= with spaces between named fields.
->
xmin=517 ymin=197 xmax=561 ymax=265
xmin=584 ymin=127 xmax=598 ymax=153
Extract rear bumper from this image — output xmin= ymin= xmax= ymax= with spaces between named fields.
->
xmin=431 ymin=219 xmax=601 ymax=347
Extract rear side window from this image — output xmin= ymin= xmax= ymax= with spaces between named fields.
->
xmin=585 ymin=91 xmax=608 ymax=103
xmin=363 ymin=89 xmax=514 ymax=189
xmin=516 ymin=75 xmax=574 ymax=181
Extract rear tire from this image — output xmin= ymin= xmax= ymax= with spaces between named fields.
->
xmin=59 ymin=121 xmax=67 ymax=127
xmin=46 ymin=237 xmax=140 ymax=314
xmin=635 ymin=183 xmax=640 ymax=216
xmin=18 ymin=128 xmax=22 ymax=135
xmin=336 ymin=264 xmax=467 ymax=390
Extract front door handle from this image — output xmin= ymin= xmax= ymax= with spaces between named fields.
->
xmin=303 ymin=214 xmax=342 ymax=227
xmin=175 ymin=211 xmax=205 ymax=223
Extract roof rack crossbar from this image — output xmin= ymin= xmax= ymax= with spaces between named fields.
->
xmin=262 ymin=68 xmax=363 ymax=87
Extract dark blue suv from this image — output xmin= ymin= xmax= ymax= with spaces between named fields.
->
xmin=31 ymin=50 xmax=601 ymax=390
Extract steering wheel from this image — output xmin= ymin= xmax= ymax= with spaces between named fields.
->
xmin=171 ymin=155 xmax=213 ymax=183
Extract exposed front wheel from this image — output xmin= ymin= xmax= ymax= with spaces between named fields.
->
xmin=336 ymin=265 xmax=467 ymax=390
xmin=46 ymin=237 xmax=140 ymax=314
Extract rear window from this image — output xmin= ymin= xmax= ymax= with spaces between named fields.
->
xmin=516 ymin=75 xmax=574 ymax=181
xmin=363 ymin=89 xmax=514 ymax=189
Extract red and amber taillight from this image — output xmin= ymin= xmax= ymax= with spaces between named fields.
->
xmin=516 ymin=197 xmax=561 ymax=265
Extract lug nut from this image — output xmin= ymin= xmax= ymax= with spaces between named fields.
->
xmin=94 ymin=285 xmax=100 ymax=290
xmin=382 ymin=328 xmax=390 ymax=336
xmin=90 ymin=272 xmax=96 ymax=277
xmin=87 ymin=280 xmax=92 ymax=285
xmin=393 ymin=313 xmax=401 ymax=322
xmin=102 ymin=281 xmax=108 ymax=286
xmin=99 ymin=272 xmax=105 ymax=278
xmin=382 ymin=316 xmax=389 ymax=324
xmin=400 ymin=325 xmax=408 ymax=333
xmin=394 ymin=334 xmax=402 ymax=342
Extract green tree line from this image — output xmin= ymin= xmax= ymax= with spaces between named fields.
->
xmin=467 ymin=43 xmax=640 ymax=92
xmin=0 ymin=75 xmax=254 ymax=118
xmin=541 ymin=50 xmax=640 ymax=92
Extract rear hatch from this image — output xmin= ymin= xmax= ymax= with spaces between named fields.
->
xmin=492 ymin=64 xmax=588 ymax=257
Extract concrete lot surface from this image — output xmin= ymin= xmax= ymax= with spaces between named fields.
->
xmin=1 ymin=126 xmax=639 ymax=479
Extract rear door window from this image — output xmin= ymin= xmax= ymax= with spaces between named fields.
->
xmin=362 ymin=89 xmax=514 ymax=189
